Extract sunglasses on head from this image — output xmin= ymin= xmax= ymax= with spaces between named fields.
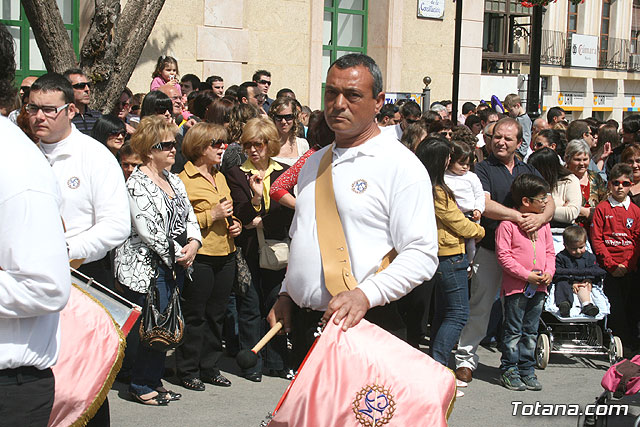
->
xmin=211 ymin=139 xmax=228 ymax=149
xmin=72 ymin=82 xmax=91 ymax=90
xmin=611 ymin=180 xmax=632 ymax=188
xmin=258 ymin=80 xmax=271 ymax=86
xmin=242 ymin=140 xmax=266 ymax=150
xmin=274 ymin=114 xmax=294 ymax=122
xmin=152 ymin=140 xmax=177 ymax=151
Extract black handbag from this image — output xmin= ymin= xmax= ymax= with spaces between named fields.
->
xmin=139 ymin=232 xmax=185 ymax=351
xmin=139 ymin=284 xmax=185 ymax=352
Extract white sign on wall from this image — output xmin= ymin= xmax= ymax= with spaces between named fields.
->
xmin=417 ymin=0 xmax=445 ymax=20
xmin=571 ymin=34 xmax=599 ymax=68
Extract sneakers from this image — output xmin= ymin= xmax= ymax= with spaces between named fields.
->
xmin=558 ymin=301 xmax=571 ymax=317
xmin=521 ymin=374 xmax=543 ymax=391
xmin=581 ymin=303 xmax=599 ymax=317
xmin=501 ymin=368 xmax=526 ymax=391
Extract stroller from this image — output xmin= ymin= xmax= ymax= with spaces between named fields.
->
xmin=534 ymin=280 xmax=624 ymax=370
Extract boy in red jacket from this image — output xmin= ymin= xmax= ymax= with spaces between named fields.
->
xmin=590 ymin=163 xmax=640 ymax=353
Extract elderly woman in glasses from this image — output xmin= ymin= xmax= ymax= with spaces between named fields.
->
xmin=174 ymin=123 xmax=242 ymax=391
xmin=564 ymin=139 xmax=608 ymax=227
xmin=268 ymin=97 xmax=309 ymax=166
xmin=115 ymin=115 xmax=201 ymax=406
xmin=224 ymin=117 xmax=294 ymax=382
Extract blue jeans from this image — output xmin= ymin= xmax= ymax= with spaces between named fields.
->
xmin=430 ymin=253 xmax=470 ymax=366
xmin=128 ymin=264 xmax=184 ymax=395
xmin=500 ymin=291 xmax=545 ymax=376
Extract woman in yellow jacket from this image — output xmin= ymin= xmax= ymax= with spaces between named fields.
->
xmin=416 ymin=136 xmax=485 ymax=383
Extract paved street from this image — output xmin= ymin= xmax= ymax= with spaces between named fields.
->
xmin=108 ymin=343 xmax=636 ymax=427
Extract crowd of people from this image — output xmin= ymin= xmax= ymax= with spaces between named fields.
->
xmin=3 ymin=19 xmax=640 ymax=425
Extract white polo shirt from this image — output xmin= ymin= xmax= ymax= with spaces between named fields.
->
xmin=39 ymin=126 xmax=130 ymax=263
xmin=282 ymin=131 xmax=438 ymax=310
xmin=0 ymin=117 xmax=70 ymax=369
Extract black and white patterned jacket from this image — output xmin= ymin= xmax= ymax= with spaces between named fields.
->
xmin=115 ymin=167 xmax=201 ymax=293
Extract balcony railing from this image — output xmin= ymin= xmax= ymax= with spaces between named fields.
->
xmin=599 ymin=37 xmax=631 ymax=70
xmin=540 ymin=30 xmax=567 ymax=66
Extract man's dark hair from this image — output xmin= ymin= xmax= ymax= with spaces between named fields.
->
xmin=477 ymin=107 xmax=498 ymax=124
xmin=205 ymin=75 xmax=223 ymax=85
xmin=440 ymin=100 xmax=452 ymax=107
xmin=329 ymin=53 xmax=383 ymax=98
xmin=400 ymin=101 xmax=421 ymax=118
xmin=225 ymin=85 xmax=239 ymax=98
xmin=252 ymin=69 xmax=271 ymax=82
xmin=377 ymin=103 xmax=398 ymax=120
xmin=198 ymin=82 xmax=213 ymax=91
xmin=31 ymin=73 xmax=75 ymax=104
xmin=0 ymin=24 xmax=17 ymax=106
xmin=181 ymin=74 xmax=201 ymax=88
xmin=606 ymin=118 xmax=619 ymax=130
xmin=622 ymin=114 xmax=640 ymax=141
xmin=462 ymin=102 xmax=476 ymax=115
xmin=276 ymin=88 xmax=295 ymax=99
xmin=511 ymin=174 xmax=550 ymax=208
xmin=62 ymin=68 xmax=85 ymax=80
xmin=567 ymin=120 xmax=590 ymax=142
xmin=237 ymin=81 xmax=258 ymax=103
xmin=547 ymin=106 xmax=565 ymax=123
xmin=119 ymin=141 xmax=135 ymax=158
xmin=608 ymin=163 xmax=633 ymax=182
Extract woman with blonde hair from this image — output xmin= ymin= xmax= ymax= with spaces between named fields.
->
xmin=115 ymin=115 xmax=201 ymax=406
xmin=224 ymin=116 xmax=294 ymax=381
xmin=268 ymin=97 xmax=309 ymax=166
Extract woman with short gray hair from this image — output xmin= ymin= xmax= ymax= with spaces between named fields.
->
xmin=564 ymin=139 xmax=607 ymax=226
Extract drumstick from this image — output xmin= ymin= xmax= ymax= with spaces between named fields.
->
xmin=236 ymin=320 xmax=283 ymax=369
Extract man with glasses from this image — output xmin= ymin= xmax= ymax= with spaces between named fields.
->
xmin=253 ymin=69 xmax=273 ymax=111
xmin=63 ymin=68 xmax=101 ymax=135
xmin=28 ymin=72 xmax=130 ymax=293
xmin=386 ymin=100 xmax=421 ymax=141
xmin=454 ymin=118 xmax=555 ymax=385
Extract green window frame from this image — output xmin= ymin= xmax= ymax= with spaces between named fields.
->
xmin=1 ymin=0 xmax=79 ymax=84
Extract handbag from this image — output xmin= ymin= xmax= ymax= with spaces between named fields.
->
xmin=256 ymin=227 xmax=289 ymax=270
xmin=234 ymin=250 xmax=251 ymax=297
xmin=139 ymin=233 xmax=185 ymax=351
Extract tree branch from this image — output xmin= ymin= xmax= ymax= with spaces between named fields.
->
xmin=21 ymin=0 xmax=77 ymax=72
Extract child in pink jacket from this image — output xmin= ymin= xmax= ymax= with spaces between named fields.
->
xmin=495 ymin=174 xmax=556 ymax=392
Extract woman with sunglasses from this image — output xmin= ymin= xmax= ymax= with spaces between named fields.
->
xmin=115 ymin=115 xmax=201 ymax=406
xmin=268 ymin=97 xmax=309 ymax=166
xmin=174 ymin=122 xmax=241 ymax=391
xmin=91 ymin=114 xmax=127 ymax=155
xmin=564 ymin=139 xmax=608 ymax=227
xmin=224 ymin=117 xmax=294 ymax=382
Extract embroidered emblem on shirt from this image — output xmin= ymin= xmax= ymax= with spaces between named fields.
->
xmin=351 ymin=179 xmax=368 ymax=194
xmin=67 ymin=176 xmax=80 ymax=189
xmin=353 ymin=384 xmax=396 ymax=426
xmin=626 ymin=218 xmax=634 ymax=229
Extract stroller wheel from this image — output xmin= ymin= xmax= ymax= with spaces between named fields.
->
xmin=608 ymin=336 xmax=623 ymax=365
xmin=536 ymin=334 xmax=550 ymax=369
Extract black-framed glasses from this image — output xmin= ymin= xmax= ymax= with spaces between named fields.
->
xmin=274 ymin=114 xmax=294 ymax=122
xmin=72 ymin=82 xmax=91 ymax=90
xmin=25 ymin=103 xmax=70 ymax=117
xmin=151 ymin=140 xmax=177 ymax=151
xmin=611 ymin=180 xmax=632 ymax=188
xmin=211 ymin=139 xmax=228 ymax=149
xmin=258 ymin=79 xmax=271 ymax=86
xmin=242 ymin=140 xmax=266 ymax=151
xmin=110 ymin=130 xmax=127 ymax=138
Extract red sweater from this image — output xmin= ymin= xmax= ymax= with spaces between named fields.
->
xmin=590 ymin=197 xmax=640 ymax=272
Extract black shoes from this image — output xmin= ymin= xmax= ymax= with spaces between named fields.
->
xmin=558 ymin=301 xmax=571 ymax=317
xmin=203 ymin=374 xmax=232 ymax=387
xmin=181 ymin=377 xmax=206 ymax=391
xmin=243 ymin=372 xmax=262 ymax=382
xmin=581 ymin=303 xmax=599 ymax=317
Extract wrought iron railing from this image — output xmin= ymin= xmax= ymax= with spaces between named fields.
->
xmin=599 ymin=37 xmax=631 ymax=70
xmin=540 ymin=30 xmax=567 ymax=66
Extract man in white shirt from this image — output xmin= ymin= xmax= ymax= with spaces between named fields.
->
xmin=0 ymin=24 xmax=70 ymax=426
xmin=268 ymin=54 xmax=438 ymax=361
